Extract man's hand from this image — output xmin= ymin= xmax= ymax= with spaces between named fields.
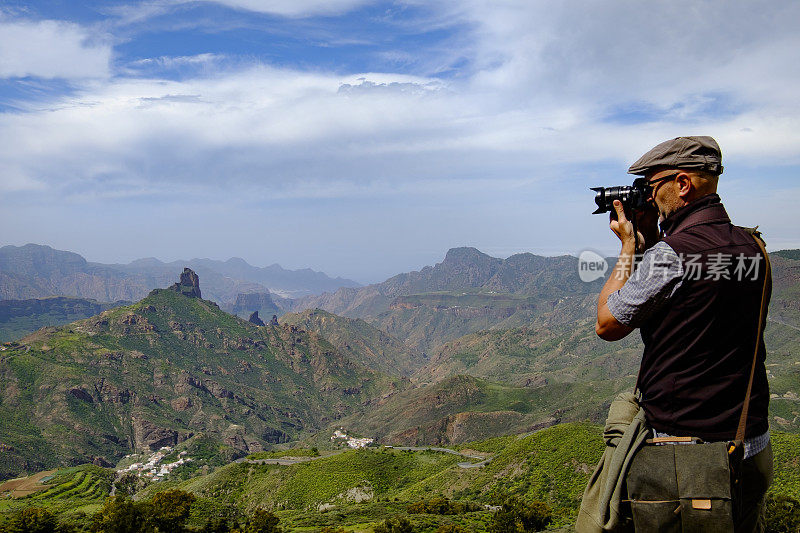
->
xmin=596 ymin=200 xmax=636 ymax=341
xmin=609 ymin=200 xmax=637 ymax=245
xmin=610 ymin=200 xmax=658 ymax=253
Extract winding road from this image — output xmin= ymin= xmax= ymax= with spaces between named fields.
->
xmin=236 ymin=446 xmax=493 ymax=469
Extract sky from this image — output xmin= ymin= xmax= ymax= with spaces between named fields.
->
xmin=1 ymin=0 xmax=799 ymax=283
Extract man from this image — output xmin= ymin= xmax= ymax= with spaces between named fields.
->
xmin=595 ymin=136 xmax=772 ymax=531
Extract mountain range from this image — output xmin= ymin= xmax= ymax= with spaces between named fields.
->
xmin=0 ymin=272 xmax=402 ymax=480
xmin=0 ymin=244 xmax=361 ymax=305
xmin=1 ymin=245 xmax=799 ymax=481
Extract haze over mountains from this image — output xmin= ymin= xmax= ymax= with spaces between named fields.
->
xmin=0 ymin=243 xmax=361 ymax=304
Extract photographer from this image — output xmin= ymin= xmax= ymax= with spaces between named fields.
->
xmin=589 ymin=137 xmax=772 ymax=532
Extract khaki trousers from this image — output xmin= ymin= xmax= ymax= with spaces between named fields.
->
xmin=736 ymin=441 xmax=773 ymax=533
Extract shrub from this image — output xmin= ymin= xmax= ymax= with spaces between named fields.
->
xmin=2 ymin=507 xmax=60 ymax=533
xmin=435 ymin=525 xmax=467 ymax=533
xmin=374 ymin=516 xmax=414 ymax=533
xmin=145 ymin=489 xmax=196 ymax=533
xmin=765 ymin=494 xmax=800 ymax=533
xmin=90 ymin=495 xmax=145 ymax=533
xmin=488 ymin=498 xmax=552 ymax=532
xmin=406 ymin=497 xmax=481 ymax=515
xmin=241 ymin=508 xmax=281 ymax=533
xmin=198 ymin=517 xmax=234 ymax=533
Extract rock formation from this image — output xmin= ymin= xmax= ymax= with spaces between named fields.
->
xmin=270 ymin=314 xmax=279 ymax=326
xmin=248 ymin=311 xmax=265 ymax=326
xmin=231 ymin=292 xmax=279 ymax=317
xmin=168 ymin=268 xmax=202 ymax=298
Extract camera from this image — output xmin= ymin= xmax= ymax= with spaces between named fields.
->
xmin=591 ymin=178 xmax=652 ymax=214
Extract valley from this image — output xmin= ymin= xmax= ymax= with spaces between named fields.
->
xmin=1 ymin=245 xmax=799 ymax=531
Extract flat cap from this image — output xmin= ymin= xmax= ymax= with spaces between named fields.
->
xmin=627 ymin=136 xmax=723 ymax=176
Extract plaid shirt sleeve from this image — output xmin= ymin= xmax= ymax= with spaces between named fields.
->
xmin=606 ymin=240 xmax=684 ymax=328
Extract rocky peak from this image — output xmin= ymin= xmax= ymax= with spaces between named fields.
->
xmin=248 ymin=311 xmax=265 ymax=326
xmin=168 ymin=268 xmax=202 ymax=298
xmin=270 ymin=315 xmax=279 ymax=326
xmin=442 ymin=247 xmax=497 ymax=266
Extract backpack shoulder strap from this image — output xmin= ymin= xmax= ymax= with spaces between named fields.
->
xmin=734 ymin=229 xmax=771 ymax=444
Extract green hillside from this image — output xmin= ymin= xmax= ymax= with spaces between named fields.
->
xmin=418 ymin=317 xmax=641 ymax=386
xmin=5 ymin=424 xmax=800 ymax=531
xmin=112 ymin=422 xmax=609 ymax=529
xmin=371 ymin=292 xmax=545 ymax=354
xmin=281 ymin=309 xmax=425 ymax=376
xmin=773 ymin=249 xmax=800 ymax=261
xmin=0 ymin=282 xmax=402 ymax=480
xmin=331 ymin=375 xmax=629 ymax=446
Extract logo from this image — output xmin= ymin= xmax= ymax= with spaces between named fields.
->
xmin=578 ymin=250 xmax=608 ymax=282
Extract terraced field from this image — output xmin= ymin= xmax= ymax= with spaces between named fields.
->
xmin=0 ymin=469 xmax=55 ymax=499
xmin=2 ymin=424 xmax=800 ymax=531
xmin=28 ymin=467 xmax=112 ymax=502
xmin=0 ymin=465 xmax=113 ymax=522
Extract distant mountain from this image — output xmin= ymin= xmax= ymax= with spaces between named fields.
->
xmin=0 ymin=244 xmax=360 ymax=305
xmin=183 ymin=257 xmax=361 ymax=298
xmin=280 ymin=309 xmax=426 ymax=376
xmin=417 ymin=315 xmax=641 ymax=386
xmin=771 ymin=254 xmax=800 ymax=328
xmin=0 ymin=270 xmax=400 ymax=479
xmin=773 ymin=249 xmax=800 ymax=261
xmin=371 ymin=292 xmax=556 ymax=353
xmin=0 ymin=244 xmax=151 ymax=302
xmin=0 ymin=297 xmax=129 ymax=343
xmin=225 ymin=291 xmax=291 ymax=320
xmin=349 ymin=252 xmax=800 ymax=443
xmin=291 ymin=247 xmax=601 ymax=318
xmin=288 ymin=247 xmax=604 ymax=352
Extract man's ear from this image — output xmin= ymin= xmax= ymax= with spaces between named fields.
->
xmin=675 ymin=172 xmax=693 ymax=199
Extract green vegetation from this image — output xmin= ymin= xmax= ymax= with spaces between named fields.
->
xmin=0 ymin=288 xmax=401 ymax=479
xmin=373 ymin=516 xmax=413 ymax=533
xmin=406 ymin=498 xmax=482 ymax=515
xmin=246 ymin=448 xmax=320 ymax=460
xmin=765 ymin=494 xmax=800 ymax=533
xmin=487 ymin=498 xmax=552 ymax=532
xmin=772 ymin=249 xmax=800 ymax=261
xmin=281 ymin=309 xmax=422 ymax=376
xmin=3 ymin=426 xmax=800 ymax=530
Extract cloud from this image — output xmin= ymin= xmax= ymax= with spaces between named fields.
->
xmin=194 ymin=0 xmax=372 ymax=17
xmin=128 ymin=53 xmax=223 ymax=69
xmin=2 ymin=1 xmax=800 ymax=269
xmin=0 ymin=19 xmax=112 ymax=79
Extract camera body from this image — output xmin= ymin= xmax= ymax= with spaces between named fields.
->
xmin=591 ymin=178 xmax=652 ymax=214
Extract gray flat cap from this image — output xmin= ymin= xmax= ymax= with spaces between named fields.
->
xmin=627 ymin=136 xmax=723 ymax=175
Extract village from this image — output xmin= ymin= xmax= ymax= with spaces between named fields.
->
xmin=330 ymin=429 xmax=374 ymax=449
xmin=118 ymin=447 xmax=192 ymax=480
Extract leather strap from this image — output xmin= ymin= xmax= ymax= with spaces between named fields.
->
xmin=647 ymin=436 xmax=701 ymax=444
xmin=734 ymin=231 xmax=771 ymax=443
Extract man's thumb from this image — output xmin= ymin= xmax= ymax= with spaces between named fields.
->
xmin=613 ymin=199 xmax=627 ymax=221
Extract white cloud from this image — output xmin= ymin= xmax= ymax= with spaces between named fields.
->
xmin=129 ymin=53 xmax=223 ymax=69
xmin=0 ymin=19 xmax=111 ymax=79
xmin=195 ymin=0 xmax=371 ymax=17
xmin=2 ymin=1 xmax=800 ymax=221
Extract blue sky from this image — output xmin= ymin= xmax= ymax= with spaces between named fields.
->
xmin=1 ymin=1 xmax=799 ymax=283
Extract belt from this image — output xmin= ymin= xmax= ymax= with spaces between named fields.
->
xmin=650 ymin=429 xmax=770 ymax=459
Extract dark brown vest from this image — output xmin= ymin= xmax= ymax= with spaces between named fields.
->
xmin=637 ymin=194 xmax=770 ymax=441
